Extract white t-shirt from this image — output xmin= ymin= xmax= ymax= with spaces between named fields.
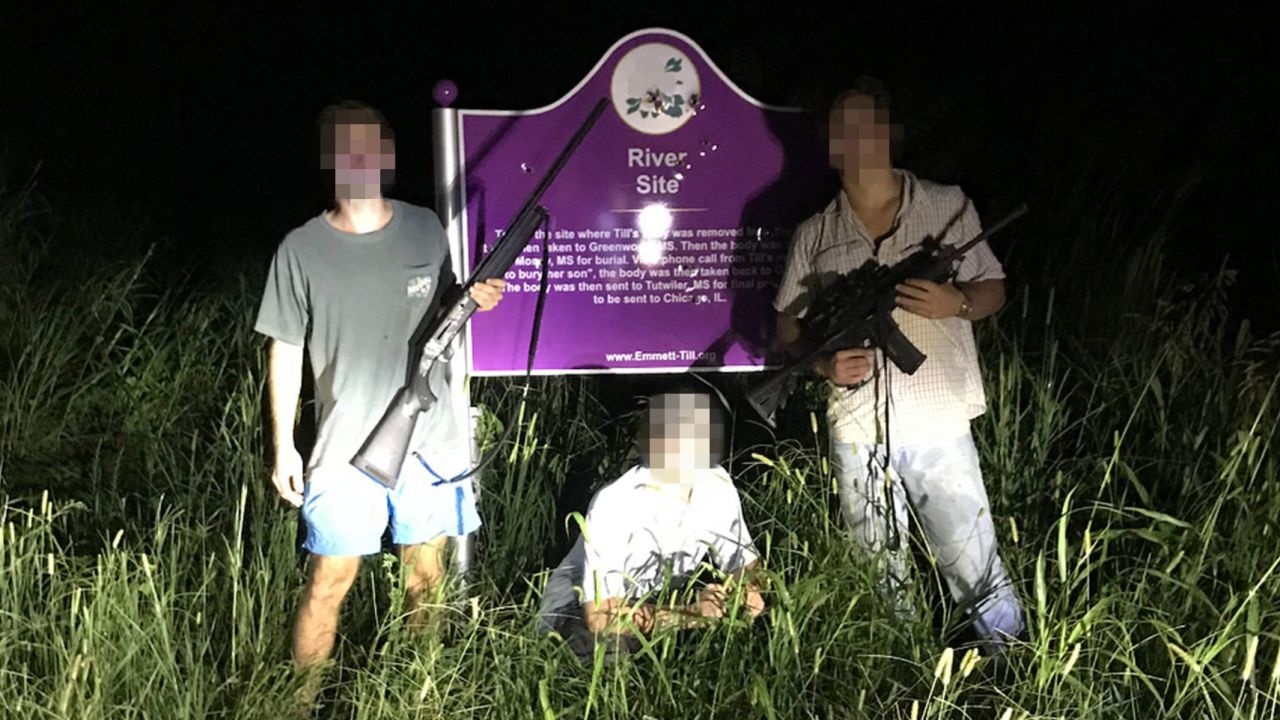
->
xmin=544 ymin=465 xmax=760 ymax=610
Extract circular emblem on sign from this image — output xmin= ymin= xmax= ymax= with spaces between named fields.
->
xmin=610 ymin=43 xmax=701 ymax=135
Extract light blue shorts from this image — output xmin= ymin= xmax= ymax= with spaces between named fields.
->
xmin=301 ymin=444 xmax=481 ymax=557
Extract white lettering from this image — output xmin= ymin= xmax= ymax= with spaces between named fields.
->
xmin=636 ymin=174 xmax=682 ymax=194
xmin=626 ymin=147 xmax=689 ymax=168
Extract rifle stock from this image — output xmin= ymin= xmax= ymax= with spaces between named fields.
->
xmin=745 ymin=365 xmax=798 ymax=425
xmin=351 ymin=385 xmax=429 ymax=486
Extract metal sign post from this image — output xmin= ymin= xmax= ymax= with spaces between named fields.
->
xmin=430 ymin=80 xmax=477 ymax=580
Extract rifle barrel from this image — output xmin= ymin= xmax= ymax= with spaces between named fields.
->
xmin=505 ymin=99 xmax=608 ymax=242
xmin=952 ymin=203 xmax=1028 ymax=256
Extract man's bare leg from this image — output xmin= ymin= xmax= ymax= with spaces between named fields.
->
xmin=291 ymin=554 xmax=360 ymax=714
xmin=294 ymin=554 xmax=362 ymax=664
xmin=400 ymin=536 xmax=449 ymax=632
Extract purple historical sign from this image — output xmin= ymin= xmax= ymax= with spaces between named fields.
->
xmin=457 ymin=28 xmax=831 ymax=375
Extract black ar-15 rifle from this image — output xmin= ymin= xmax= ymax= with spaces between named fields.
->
xmin=747 ymin=203 xmax=1028 ymax=426
xmin=351 ymin=98 xmax=608 ymax=488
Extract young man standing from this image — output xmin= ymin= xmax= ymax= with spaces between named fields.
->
xmin=773 ymin=78 xmax=1024 ymax=651
xmin=255 ymin=101 xmax=506 ymax=675
xmin=539 ymin=390 xmax=766 ymax=662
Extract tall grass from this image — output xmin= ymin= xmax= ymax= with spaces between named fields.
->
xmin=1 ymin=181 xmax=1279 ymax=719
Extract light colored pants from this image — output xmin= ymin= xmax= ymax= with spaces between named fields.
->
xmin=831 ymin=429 xmax=1024 ymax=645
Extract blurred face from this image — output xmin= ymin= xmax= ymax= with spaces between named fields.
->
xmin=321 ymin=115 xmax=395 ymax=200
xmin=644 ymin=393 xmax=723 ymax=474
xmin=827 ymin=94 xmax=895 ymax=176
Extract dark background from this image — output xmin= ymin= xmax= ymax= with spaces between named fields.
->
xmin=2 ymin=2 xmax=1276 ymax=329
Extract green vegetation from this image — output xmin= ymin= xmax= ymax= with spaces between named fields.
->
xmin=1 ymin=185 xmax=1278 ymax=719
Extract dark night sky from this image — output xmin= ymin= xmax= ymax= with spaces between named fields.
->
xmin=2 ymin=2 xmax=1275 ymax=326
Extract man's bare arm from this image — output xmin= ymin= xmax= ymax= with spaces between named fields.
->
xmin=583 ymin=597 xmax=709 ymax=635
xmin=722 ymin=561 xmax=767 ymax=618
xmin=955 ymin=278 xmax=1005 ymax=321
xmin=896 ymin=277 xmax=1006 ymax=321
xmin=582 ymin=563 xmax=767 ymax=636
xmin=777 ymin=312 xmax=872 ymax=386
xmin=776 ymin=313 xmax=805 ymax=358
xmin=268 ymin=339 xmax=306 ymax=507
xmin=693 ymin=562 xmax=766 ymax=621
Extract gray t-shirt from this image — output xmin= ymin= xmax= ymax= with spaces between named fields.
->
xmin=255 ymin=200 xmax=466 ymax=479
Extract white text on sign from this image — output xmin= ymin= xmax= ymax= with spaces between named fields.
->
xmin=628 ymin=147 xmax=687 ymax=195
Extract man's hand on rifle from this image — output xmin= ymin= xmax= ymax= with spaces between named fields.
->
xmin=895 ymin=279 xmax=967 ymax=319
xmin=817 ymin=348 xmax=874 ymax=387
xmin=468 ymin=278 xmax=507 ymax=311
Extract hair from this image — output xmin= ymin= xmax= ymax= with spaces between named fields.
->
xmin=633 ymin=376 xmax=730 ymax=423
xmin=828 ymin=75 xmax=893 ymax=118
xmin=315 ymin=100 xmax=396 ymax=202
xmin=316 ymin=100 xmax=395 ymax=154
xmin=822 ymin=75 xmax=904 ymax=163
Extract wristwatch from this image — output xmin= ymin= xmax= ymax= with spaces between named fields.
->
xmin=957 ymin=295 xmax=973 ymax=319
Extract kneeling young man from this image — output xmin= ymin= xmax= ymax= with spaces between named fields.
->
xmin=539 ymin=390 xmax=766 ymax=661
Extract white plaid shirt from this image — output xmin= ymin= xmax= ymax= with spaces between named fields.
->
xmin=773 ymin=170 xmax=1005 ymax=445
